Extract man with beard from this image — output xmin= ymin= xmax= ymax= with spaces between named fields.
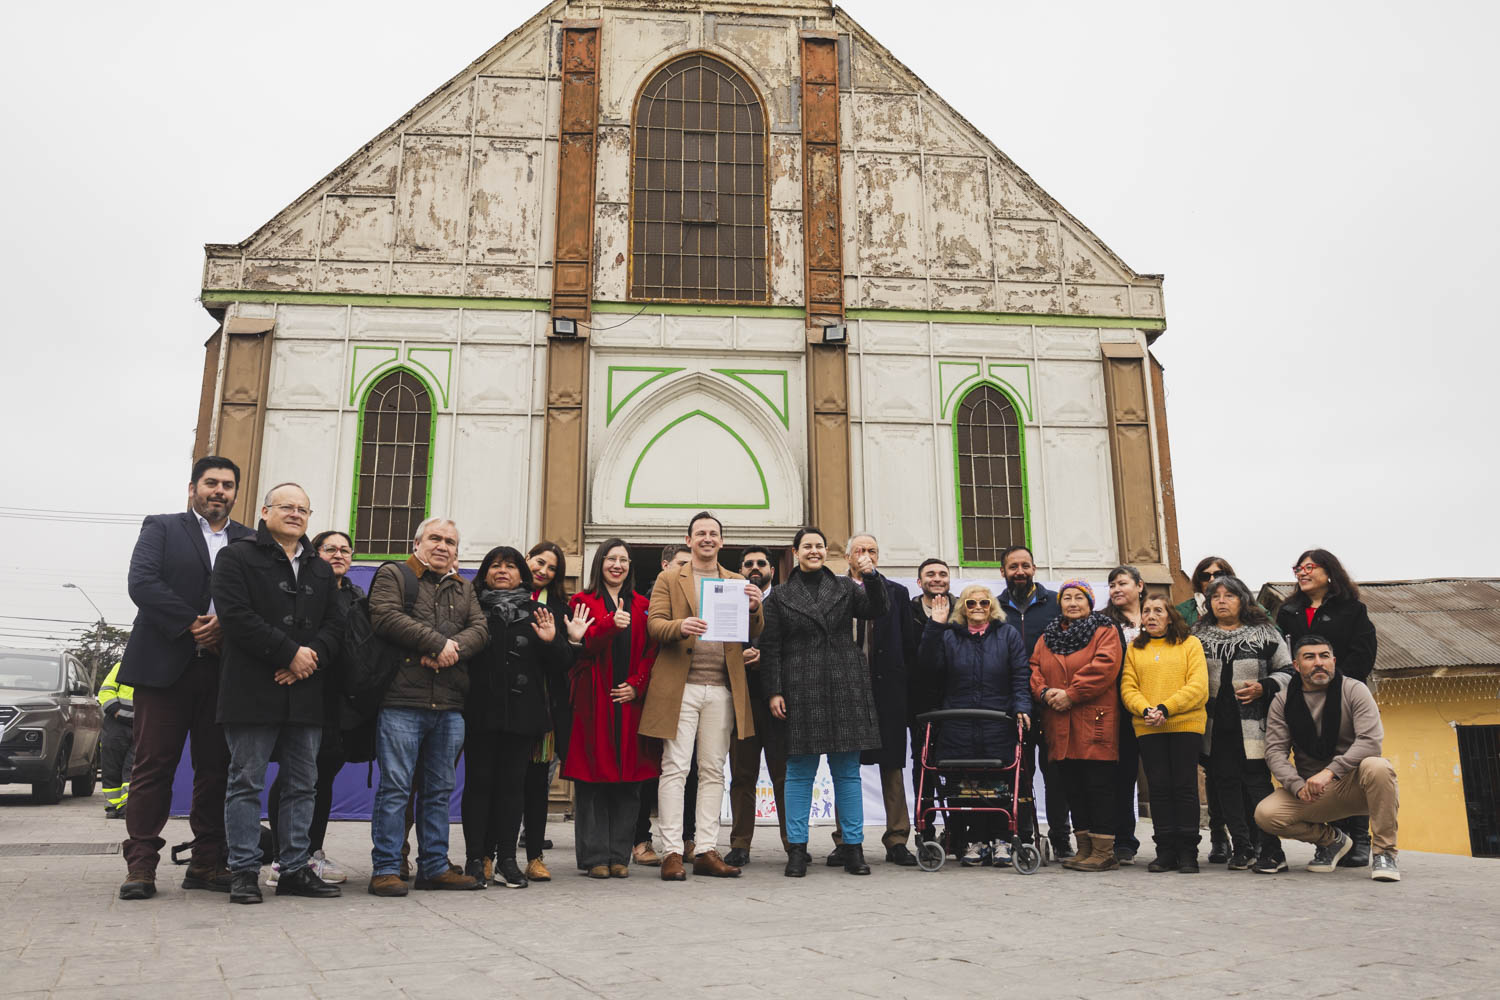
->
xmin=1255 ymin=635 xmax=1401 ymax=881
xmin=995 ymin=545 xmax=1073 ymax=859
xmin=118 ymin=457 xmax=255 ymax=900
xmin=724 ymin=545 xmax=787 ymax=867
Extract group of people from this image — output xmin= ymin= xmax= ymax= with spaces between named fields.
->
xmin=111 ymin=454 xmax=1403 ymax=905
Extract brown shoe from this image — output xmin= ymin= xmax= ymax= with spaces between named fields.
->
xmin=367 ymin=874 xmax=409 ymax=897
xmin=119 ymin=868 xmax=156 ymax=900
xmin=414 ymin=867 xmax=484 ymax=890
xmin=181 ymin=863 xmax=233 ymax=892
xmin=525 ymin=856 xmax=552 ymax=882
xmin=692 ymin=849 xmax=742 ymax=878
xmin=483 ymin=857 xmax=495 ymax=883
xmin=660 ymin=852 xmax=686 ymax=881
xmin=609 ymin=864 xmax=629 ymax=878
xmin=1070 ymin=833 xmax=1120 ymax=872
xmin=632 ymin=842 xmax=661 ymax=867
xmin=1062 ymin=831 xmax=1095 ymax=871
xmin=587 ymin=865 xmax=610 ymax=879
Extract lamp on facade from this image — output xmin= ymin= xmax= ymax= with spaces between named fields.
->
xmin=551 ymin=316 xmax=579 ymax=337
xmin=820 ymin=322 xmax=847 ymax=344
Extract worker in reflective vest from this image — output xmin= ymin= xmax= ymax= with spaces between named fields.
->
xmin=97 ymin=661 xmax=135 ymax=818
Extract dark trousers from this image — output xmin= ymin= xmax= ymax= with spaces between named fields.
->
xmin=1113 ymin=712 xmax=1140 ymax=851
xmin=728 ymin=692 xmax=788 ymax=851
xmin=575 ymin=780 xmax=643 ymax=869
xmin=1208 ymin=734 xmax=1281 ymax=859
xmin=269 ymin=737 xmax=343 ymax=855
xmin=523 ymin=759 xmax=551 ymax=858
xmin=636 ymin=757 xmax=697 ymax=846
xmin=123 ymin=656 xmax=229 ymax=872
xmin=100 ymin=715 xmax=134 ymax=801
xmin=1205 ymin=759 xmax=1227 ymax=843
xmin=461 ymin=730 xmax=532 ymax=864
xmin=1057 ymin=758 xmax=1116 ymax=835
xmin=1139 ymin=732 xmax=1201 ymax=847
xmin=1027 ymin=729 xmax=1071 ymax=841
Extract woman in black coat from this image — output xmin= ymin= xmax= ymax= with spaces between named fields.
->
xmin=762 ymin=527 xmax=887 ymax=877
xmin=463 ymin=546 xmax=567 ymax=889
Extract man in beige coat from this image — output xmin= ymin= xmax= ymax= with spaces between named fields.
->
xmin=643 ymin=511 xmax=764 ymax=880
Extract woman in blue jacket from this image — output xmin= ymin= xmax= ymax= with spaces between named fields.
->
xmin=919 ymin=584 xmax=1032 ymax=865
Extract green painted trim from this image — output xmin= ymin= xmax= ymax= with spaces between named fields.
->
xmin=349 ymin=345 xmax=401 ymax=406
xmin=352 ymin=553 xmax=414 ymax=563
xmin=606 ymin=366 xmax=685 ymax=425
xmin=348 ymin=365 xmax=438 ymax=556
xmin=938 ymin=361 xmax=983 ymax=419
xmin=405 ymin=347 xmax=454 ymax=408
xmin=711 ymin=368 xmax=790 ymax=428
xmin=986 ymin=363 xmax=1035 ymax=422
xmin=951 ymin=380 xmax=1031 ymax=568
xmin=850 ymin=308 xmax=1166 ymax=331
xmin=593 ymin=301 xmax=806 ymax=319
xmin=201 ymin=289 xmax=550 ymax=311
xmin=624 ymin=410 xmax=770 ymax=509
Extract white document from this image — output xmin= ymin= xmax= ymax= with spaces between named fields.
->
xmin=698 ymin=577 xmax=750 ymax=643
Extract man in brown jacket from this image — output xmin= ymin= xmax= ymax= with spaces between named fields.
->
xmin=1255 ymin=634 xmax=1400 ymax=882
xmin=366 ymin=517 xmax=488 ymax=897
xmin=642 ymin=511 xmax=764 ymax=880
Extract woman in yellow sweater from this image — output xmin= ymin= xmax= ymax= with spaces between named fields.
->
xmin=1121 ymin=595 xmax=1208 ymax=873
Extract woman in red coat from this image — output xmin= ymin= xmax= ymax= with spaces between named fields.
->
xmin=1029 ymin=579 xmax=1124 ymax=872
xmin=563 ymin=538 xmax=659 ymax=878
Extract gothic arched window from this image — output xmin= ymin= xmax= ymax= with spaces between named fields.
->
xmin=631 ymin=53 xmax=768 ymax=303
xmin=954 ymin=384 xmax=1028 ymax=564
xmin=353 ymin=369 xmax=433 ymax=556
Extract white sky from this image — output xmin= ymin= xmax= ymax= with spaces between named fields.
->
xmin=1 ymin=0 xmax=1496 ymax=645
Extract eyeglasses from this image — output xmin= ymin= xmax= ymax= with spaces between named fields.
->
xmin=319 ymin=545 xmax=353 ymax=556
xmin=1293 ymin=562 xmax=1321 ymax=575
xmin=1196 ymin=570 xmax=1220 ymax=582
xmin=271 ymin=504 xmax=311 ymax=517
xmin=965 ymin=599 xmax=992 ymax=609
xmin=743 ymin=559 xmax=769 ymax=568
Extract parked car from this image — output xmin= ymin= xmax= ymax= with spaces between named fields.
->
xmin=0 ymin=648 xmax=103 ymax=803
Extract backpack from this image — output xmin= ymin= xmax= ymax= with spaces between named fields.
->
xmin=339 ymin=561 xmax=419 ymax=721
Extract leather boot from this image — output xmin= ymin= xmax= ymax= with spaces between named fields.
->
xmin=1208 ymin=828 xmax=1230 ymax=864
xmin=1069 ymin=834 xmax=1119 ymax=872
xmin=1061 ymin=831 xmax=1093 ymax=870
xmin=1147 ymin=836 xmax=1179 ymax=873
xmin=1339 ymin=821 xmax=1371 ymax=868
xmin=784 ymin=844 xmax=809 ymax=878
xmin=1177 ymin=833 xmax=1200 ymax=874
xmin=843 ymin=844 xmax=871 ymax=875
xmin=229 ymin=870 xmax=262 ymax=904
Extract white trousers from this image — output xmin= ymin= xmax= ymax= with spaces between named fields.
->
xmin=658 ymin=683 xmax=735 ymax=857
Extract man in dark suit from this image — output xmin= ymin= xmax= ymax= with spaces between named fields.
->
xmin=118 ymin=456 xmax=255 ymax=900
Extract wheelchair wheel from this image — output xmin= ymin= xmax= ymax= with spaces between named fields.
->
xmin=1038 ymin=838 xmax=1052 ymax=865
xmin=916 ymin=840 xmax=946 ymax=872
xmin=1013 ymin=843 xmax=1042 ymax=875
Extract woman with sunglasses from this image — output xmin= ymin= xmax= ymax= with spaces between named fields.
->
xmin=918 ymin=583 xmax=1030 ymax=867
xmin=1273 ymin=548 xmax=1377 ymax=869
xmin=1028 ymin=580 xmax=1124 ymax=872
xmin=1177 ymin=556 xmax=1235 ymax=626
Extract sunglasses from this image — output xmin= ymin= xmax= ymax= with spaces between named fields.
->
xmin=742 ymin=559 xmax=769 ymax=568
xmin=1197 ymin=570 xmax=1221 ymax=582
xmin=965 ymin=599 xmax=991 ymax=609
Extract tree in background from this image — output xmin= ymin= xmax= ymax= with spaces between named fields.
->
xmin=68 ymin=621 xmax=130 ymax=692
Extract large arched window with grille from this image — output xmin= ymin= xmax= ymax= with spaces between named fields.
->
xmin=954 ymin=384 xmax=1028 ymax=564
xmin=353 ymin=369 xmax=433 ymax=557
xmin=630 ymin=53 xmax=768 ymax=303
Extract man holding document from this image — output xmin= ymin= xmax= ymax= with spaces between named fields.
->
xmin=643 ymin=511 xmax=764 ymax=881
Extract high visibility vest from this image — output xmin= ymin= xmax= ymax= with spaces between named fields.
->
xmin=98 ymin=662 xmax=134 ymax=721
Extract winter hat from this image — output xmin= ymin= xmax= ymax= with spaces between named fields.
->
xmin=1058 ymin=579 xmax=1095 ymax=607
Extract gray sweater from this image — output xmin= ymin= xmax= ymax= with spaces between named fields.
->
xmin=1265 ymin=676 xmax=1383 ymax=795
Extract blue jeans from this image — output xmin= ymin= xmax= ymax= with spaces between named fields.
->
xmin=784 ymin=751 xmax=863 ymax=846
xmin=371 ymin=707 xmax=465 ymax=879
xmin=224 ymin=724 xmax=320 ymax=874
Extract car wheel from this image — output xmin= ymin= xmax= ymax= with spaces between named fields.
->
xmin=71 ymin=744 xmax=99 ymax=798
xmin=33 ymin=745 xmax=67 ymax=804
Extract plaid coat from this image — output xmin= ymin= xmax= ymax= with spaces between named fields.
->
xmin=761 ymin=568 xmax=889 ymax=757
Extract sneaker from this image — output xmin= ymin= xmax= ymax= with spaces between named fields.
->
xmin=311 ymin=850 xmax=347 ymax=884
xmin=1253 ymin=855 xmax=1289 ymax=874
xmin=1306 ymin=831 xmax=1352 ymax=873
xmin=1371 ymin=853 xmax=1401 ymax=882
xmin=1114 ymin=846 xmax=1137 ymax=866
xmin=1227 ymin=847 xmax=1255 ymax=871
xmin=264 ymin=862 xmax=281 ymax=887
xmin=993 ymin=843 xmax=1013 ymax=867
xmin=959 ymin=844 xmax=983 ymax=866
xmin=493 ymin=858 xmax=529 ymax=889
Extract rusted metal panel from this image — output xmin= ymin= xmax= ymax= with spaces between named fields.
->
xmin=550 ymin=21 xmax=599 ymax=322
xmin=809 ymin=406 xmax=852 ymax=557
xmin=320 ymin=196 xmax=394 ymax=261
xmin=469 ymin=139 xmax=544 ymax=263
xmin=396 ymin=136 xmax=469 ymax=262
xmin=924 ymin=156 xmax=992 ymax=278
xmin=855 ymin=152 xmax=923 ymax=277
xmin=541 ymin=340 xmax=588 ymax=562
xmin=801 ymin=33 xmax=843 ymax=327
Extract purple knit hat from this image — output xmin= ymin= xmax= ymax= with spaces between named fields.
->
xmin=1058 ymin=579 xmax=1096 ymax=607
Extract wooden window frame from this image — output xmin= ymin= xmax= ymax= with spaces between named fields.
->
xmin=952 ymin=382 xmax=1030 ymax=567
xmin=351 ymin=367 xmax=436 ymax=560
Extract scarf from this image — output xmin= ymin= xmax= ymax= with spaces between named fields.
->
xmin=1041 ymin=611 xmax=1115 ymax=656
xmin=478 ymin=585 xmax=534 ymax=628
xmin=1285 ymin=670 xmax=1344 ymax=761
xmin=602 ymin=589 xmax=633 ymax=687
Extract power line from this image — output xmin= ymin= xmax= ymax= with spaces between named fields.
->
xmin=0 ymin=505 xmax=149 ymax=520
xmin=0 ymin=615 xmax=129 ymax=626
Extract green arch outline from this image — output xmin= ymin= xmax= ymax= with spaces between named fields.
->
xmin=348 ymin=364 xmax=438 ymax=561
xmin=606 ymin=365 xmax=685 ymax=425
xmin=711 ymin=368 xmax=790 ymax=428
xmin=950 ymin=380 xmax=1031 ymax=568
xmin=624 ymin=409 xmax=770 ymax=510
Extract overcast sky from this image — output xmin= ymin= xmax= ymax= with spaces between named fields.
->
xmin=1 ymin=0 xmax=1495 ymax=644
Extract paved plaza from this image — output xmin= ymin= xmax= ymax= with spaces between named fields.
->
xmin=1 ymin=792 xmax=1496 ymax=999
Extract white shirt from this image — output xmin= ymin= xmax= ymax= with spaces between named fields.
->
xmin=287 ymin=543 xmax=305 ymax=582
xmin=197 ymin=512 xmax=230 ymax=615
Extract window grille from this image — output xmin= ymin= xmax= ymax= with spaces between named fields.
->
xmin=354 ymin=370 xmax=432 ymax=556
xmin=955 ymin=385 xmax=1027 ymax=563
xmin=1457 ymin=724 xmax=1500 ymax=857
xmin=631 ymin=53 xmax=768 ymax=303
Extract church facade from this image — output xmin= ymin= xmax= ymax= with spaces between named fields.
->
xmin=192 ymin=0 xmax=1185 ymax=590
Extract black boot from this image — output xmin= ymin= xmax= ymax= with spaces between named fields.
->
xmin=843 ymin=844 xmax=871 ymax=875
xmin=1146 ymin=837 xmax=1179 ymax=873
xmin=229 ymin=869 xmax=262 ymax=904
xmin=825 ymin=843 xmax=850 ymax=867
xmin=1050 ymin=830 xmax=1076 ymax=860
xmin=784 ymin=844 xmax=809 ymax=878
xmin=1339 ymin=820 xmax=1371 ymax=868
xmin=1177 ymin=833 xmax=1200 ymax=874
xmin=1208 ymin=829 xmax=1230 ymax=864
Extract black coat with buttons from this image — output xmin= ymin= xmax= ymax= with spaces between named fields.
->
xmin=212 ymin=522 xmax=344 ymax=726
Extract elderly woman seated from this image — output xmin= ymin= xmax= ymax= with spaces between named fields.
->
xmin=918 ymin=583 xmax=1032 ymax=865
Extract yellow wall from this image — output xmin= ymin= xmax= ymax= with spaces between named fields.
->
xmin=1377 ymin=681 xmax=1500 ymax=857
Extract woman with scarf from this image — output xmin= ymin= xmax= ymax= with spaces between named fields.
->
xmin=1028 ymin=580 xmax=1124 ymax=872
xmin=464 ymin=546 xmax=567 ymax=889
xmin=563 ymin=538 xmax=658 ymax=879
xmin=1194 ymin=574 xmax=1294 ymax=873
xmin=1103 ymin=565 xmax=1145 ymax=865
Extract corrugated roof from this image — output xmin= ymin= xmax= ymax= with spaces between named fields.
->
xmin=1257 ymin=578 xmax=1500 ymax=674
